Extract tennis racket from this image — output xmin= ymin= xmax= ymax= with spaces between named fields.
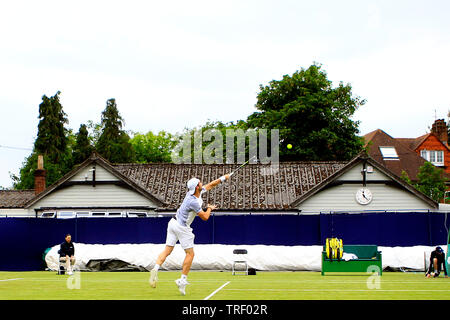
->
xmin=229 ymin=156 xmax=257 ymax=177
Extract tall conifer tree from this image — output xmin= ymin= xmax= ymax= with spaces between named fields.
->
xmin=96 ymin=98 xmax=135 ymax=163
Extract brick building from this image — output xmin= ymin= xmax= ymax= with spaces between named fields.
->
xmin=397 ymin=119 xmax=450 ymax=175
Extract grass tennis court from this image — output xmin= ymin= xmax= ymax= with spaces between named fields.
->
xmin=0 ymin=271 xmax=449 ymax=300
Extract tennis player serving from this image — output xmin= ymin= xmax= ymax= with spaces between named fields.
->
xmin=150 ymin=173 xmax=230 ymax=295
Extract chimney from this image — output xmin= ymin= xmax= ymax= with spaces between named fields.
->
xmin=34 ymin=154 xmax=46 ymax=195
xmin=431 ymin=119 xmax=448 ymax=146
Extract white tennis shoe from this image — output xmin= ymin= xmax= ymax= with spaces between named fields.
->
xmin=175 ymin=278 xmax=190 ymax=295
xmin=149 ymin=269 xmax=158 ymax=288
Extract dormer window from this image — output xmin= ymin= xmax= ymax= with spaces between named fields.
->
xmin=420 ymin=150 xmax=444 ymax=166
xmin=379 ymin=146 xmax=398 ymax=160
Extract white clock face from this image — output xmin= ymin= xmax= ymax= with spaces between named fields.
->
xmin=355 ymin=188 xmax=372 ymax=205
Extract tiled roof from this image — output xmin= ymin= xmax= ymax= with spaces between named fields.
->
xmin=114 ymin=162 xmax=347 ymax=210
xmin=363 ymin=129 xmax=427 ymax=181
xmin=396 ymin=134 xmax=430 ymax=151
xmin=395 ymin=138 xmax=417 ymax=150
xmin=0 ymin=190 xmax=35 ymax=208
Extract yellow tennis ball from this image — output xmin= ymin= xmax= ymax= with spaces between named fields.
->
xmin=287 ymin=144 xmax=292 ymax=149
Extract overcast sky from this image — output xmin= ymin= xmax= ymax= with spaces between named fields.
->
xmin=1 ymin=0 xmax=450 ymax=188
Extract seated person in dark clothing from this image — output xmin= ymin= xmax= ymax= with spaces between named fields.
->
xmin=426 ymin=246 xmax=448 ymax=278
xmin=59 ymin=234 xmax=75 ymax=275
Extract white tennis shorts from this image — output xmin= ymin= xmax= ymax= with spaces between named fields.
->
xmin=165 ymin=218 xmax=195 ymax=249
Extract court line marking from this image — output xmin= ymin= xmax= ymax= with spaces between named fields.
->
xmin=223 ymin=288 xmax=450 ymax=292
xmin=19 ymin=278 xmax=228 ymax=283
xmin=204 ymin=281 xmax=230 ymax=300
xmin=9 ymin=277 xmax=448 ymax=284
xmin=0 ymin=278 xmax=23 ymax=282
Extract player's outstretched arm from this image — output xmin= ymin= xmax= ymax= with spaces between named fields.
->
xmin=198 ymin=204 xmax=217 ymax=221
xmin=204 ymin=174 xmax=230 ymax=191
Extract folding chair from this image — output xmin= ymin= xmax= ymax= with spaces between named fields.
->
xmin=232 ymin=249 xmax=248 ymax=275
xmin=57 ymin=253 xmax=66 ymax=275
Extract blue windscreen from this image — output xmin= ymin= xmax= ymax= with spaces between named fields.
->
xmin=0 ymin=212 xmax=448 ymax=270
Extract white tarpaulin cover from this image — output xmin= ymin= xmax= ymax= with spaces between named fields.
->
xmin=46 ymin=243 xmax=446 ymax=272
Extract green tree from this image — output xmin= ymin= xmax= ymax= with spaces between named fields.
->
xmin=173 ymin=120 xmax=252 ymax=164
xmin=247 ymin=63 xmax=366 ymax=161
xmin=415 ymin=162 xmax=447 ymax=202
xmin=34 ymin=91 xmax=69 ymax=163
xmin=12 ymin=92 xmax=73 ymax=189
xmin=401 ymin=162 xmax=447 ymax=202
xmin=400 ymin=170 xmax=413 ymax=185
xmin=73 ymin=124 xmax=94 ymax=165
xmin=86 ymin=120 xmax=102 ymax=146
xmin=96 ymin=98 xmax=135 ymax=163
xmin=130 ymin=130 xmax=177 ymax=163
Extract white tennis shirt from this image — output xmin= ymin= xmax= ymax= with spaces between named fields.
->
xmin=176 ymin=187 xmax=206 ymax=227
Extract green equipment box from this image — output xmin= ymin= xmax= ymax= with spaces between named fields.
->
xmin=321 ymin=244 xmax=382 ymax=276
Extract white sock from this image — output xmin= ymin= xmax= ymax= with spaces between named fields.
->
xmin=181 ymin=274 xmax=187 ymax=281
xmin=153 ymin=264 xmax=160 ymax=271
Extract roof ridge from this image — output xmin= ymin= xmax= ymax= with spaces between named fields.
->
xmin=114 ymin=161 xmax=349 ymax=166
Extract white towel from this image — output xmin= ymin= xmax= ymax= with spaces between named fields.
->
xmin=342 ymin=253 xmax=358 ymax=261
